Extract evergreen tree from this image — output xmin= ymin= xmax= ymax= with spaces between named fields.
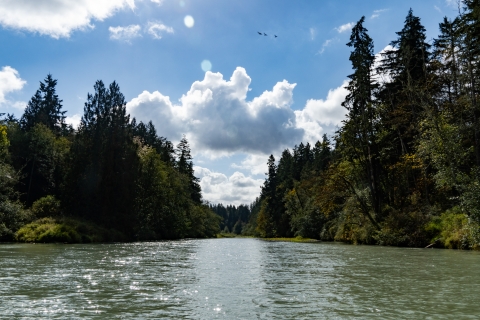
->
xmin=176 ymin=136 xmax=202 ymax=203
xmin=340 ymin=16 xmax=382 ymax=221
xmin=376 ymin=9 xmax=433 ymax=212
xmin=378 ymin=9 xmax=431 ymax=156
xmin=20 ymin=74 xmax=66 ymax=135
xmin=256 ymin=155 xmax=280 ymax=237
xmin=66 ymin=80 xmax=138 ymax=234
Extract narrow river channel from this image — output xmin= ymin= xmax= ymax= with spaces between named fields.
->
xmin=1 ymin=239 xmax=479 ymax=319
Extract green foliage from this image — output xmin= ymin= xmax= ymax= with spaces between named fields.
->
xmin=23 ymin=124 xmax=70 ymax=204
xmin=16 ymin=217 xmax=81 ymax=243
xmin=186 ymin=204 xmax=221 ymax=238
xmin=31 ymin=195 xmax=61 ymax=218
xmin=15 ymin=217 xmax=126 ymax=243
xmin=426 ymin=207 xmax=480 ymax=249
xmin=285 ymin=182 xmax=325 ymax=239
xmin=0 ymin=125 xmax=34 ymax=241
xmin=0 ymin=124 xmax=9 ymax=160
xmin=0 ymin=201 xmax=33 ymax=241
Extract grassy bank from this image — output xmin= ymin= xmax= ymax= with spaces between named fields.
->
xmin=216 ymin=233 xmax=320 ymax=243
xmin=261 ymin=236 xmax=320 ymax=243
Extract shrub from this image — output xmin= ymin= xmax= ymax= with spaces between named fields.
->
xmin=425 ymin=207 xmax=480 ymax=249
xmin=31 ymin=195 xmax=61 ymax=218
xmin=15 ymin=217 xmax=126 ymax=243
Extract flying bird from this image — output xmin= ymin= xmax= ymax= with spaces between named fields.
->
xmin=263 ymin=33 xmax=267 ymax=36
xmin=257 ymin=32 xmax=262 ymax=35
xmin=274 ymin=35 xmax=278 ymax=38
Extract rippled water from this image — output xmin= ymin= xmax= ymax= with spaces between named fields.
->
xmin=1 ymin=239 xmax=479 ymax=319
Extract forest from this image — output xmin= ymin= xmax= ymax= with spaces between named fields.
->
xmin=1 ymin=2 xmax=480 ymax=249
xmin=239 ymin=2 xmax=480 ymax=249
xmin=0 ymin=77 xmax=220 ymax=242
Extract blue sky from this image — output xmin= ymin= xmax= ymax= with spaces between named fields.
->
xmin=0 ymin=0 xmax=460 ymax=205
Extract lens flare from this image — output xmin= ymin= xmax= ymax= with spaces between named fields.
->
xmin=201 ymin=60 xmax=212 ymax=72
xmin=184 ymin=15 xmax=194 ymax=28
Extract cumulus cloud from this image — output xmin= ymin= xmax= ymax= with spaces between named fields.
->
xmin=147 ymin=22 xmax=173 ymax=39
xmin=0 ymin=0 xmax=135 ymax=38
xmin=128 ymin=68 xmax=353 ymax=204
xmin=195 ymin=166 xmax=263 ymax=205
xmin=109 ymin=24 xmax=141 ymax=42
xmin=295 ymin=80 xmax=348 ymax=138
xmin=0 ymin=66 xmax=26 ymax=104
xmin=127 ymin=67 xmax=304 ymax=155
xmin=127 ymin=90 xmax=181 ymax=139
xmin=336 ymin=22 xmax=354 ymax=33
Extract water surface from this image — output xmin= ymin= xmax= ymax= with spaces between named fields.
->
xmin=1 ymin=239 xmax=479 ymax=319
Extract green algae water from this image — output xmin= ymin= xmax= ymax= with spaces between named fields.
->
xmin=1 ymin=239 xmax=479 ymax=319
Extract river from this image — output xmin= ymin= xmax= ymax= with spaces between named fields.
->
xmin=0 ymin=239 xmax=479 ymax=319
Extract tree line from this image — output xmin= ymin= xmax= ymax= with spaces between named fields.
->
xmin=241 ymin=3 xmax=480 ymax=249
xmin=1 ymin=76 xmax=220 ymax=242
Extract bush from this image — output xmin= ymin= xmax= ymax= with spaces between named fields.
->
xmin=425 ymin=207 xmax=480 ymax=249
xmin=15 ymin=217 xmax=126 ymax=243
xmin=31 ymin=195 xmax=61 ymax=218
xmin=0 ymin=200 xmax=33 ymax=241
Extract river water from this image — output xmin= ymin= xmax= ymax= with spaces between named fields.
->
xmin=0 ymin=239 xmax=479 ymax=319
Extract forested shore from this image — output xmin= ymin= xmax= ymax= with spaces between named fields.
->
xmin=2 ymin=2 xmax=480 ymax=249
xmin=1 ymin=77 xmax=220 ymax=242
xmin=234 ymin=3 xmax=480 ymax=250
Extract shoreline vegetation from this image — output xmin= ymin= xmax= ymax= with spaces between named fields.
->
xmin=2 ymin=4 xmax=480 ymax=250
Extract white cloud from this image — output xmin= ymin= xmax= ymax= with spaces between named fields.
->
xmin=150 ymin=0 xmax=164 ymax=5
xmin=294 ymin=80 xmax=348 ymax=144
xmin=318 ymin=39 xmax=333 ymax=54
xmin=147 ymin=22 xmax=173 ymax=39
xmin=370 ymin=9 xmax=388 ymax=19
xmin=231 ymin=154 xmax=268 ymax=176
xmin=434 ymin=5 xmax=442 ymax=13
xmin=127 ymin=67 xmax=304 ymax=155
xmin=65 ymin=114 xmax=82 ymax=129
xmin=336 ymin=22 xmax=354 ymax=33
xmin=10 ymin=101 xmax=27 ymax=110
xmin=109 ymin=24 xmax=141 ymax=42
xmin=0 ymin=0 xmax=135 ymax=38
xmin=195 ymin=166 xmax=263 ymax=205
xmin=0 ymin=66 xmax=26 ymax=104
